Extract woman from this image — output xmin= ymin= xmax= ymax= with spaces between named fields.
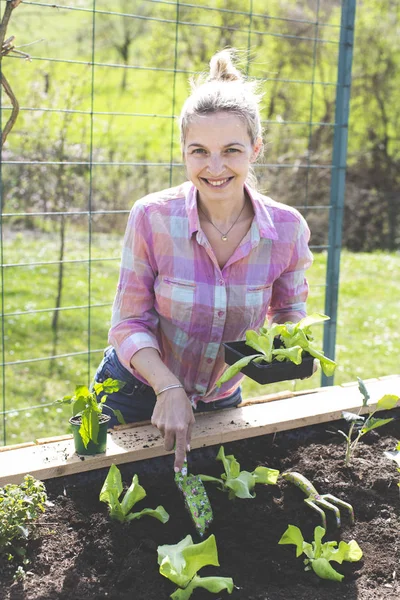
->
xmin=94 ymin=49 xmax=313 ymax=471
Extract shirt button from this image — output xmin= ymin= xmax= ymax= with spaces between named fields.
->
xmin=206 ymin=358 xmax=213 ymax=364
xmin=218 ymin=310 xmax=224 ymax=318
xmin=219 ymin=279 xmax=225 ymax=285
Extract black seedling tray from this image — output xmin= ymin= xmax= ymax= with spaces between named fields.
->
xmin=223 ymin=340 xmax=314 ymax=385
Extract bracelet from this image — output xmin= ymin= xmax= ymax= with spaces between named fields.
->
xmin=155 ymin=383 xmax=184 ymax=397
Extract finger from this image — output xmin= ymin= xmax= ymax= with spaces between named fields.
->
xmin=186 ymin=421 xmax=194 ymax=452
xmin=174 ymin=430 xmax=187 ymax=472
xmin=152 ymin=419 xmax=165 ymax=438
xmin=164 ymin=429 xmax=175 ymax=452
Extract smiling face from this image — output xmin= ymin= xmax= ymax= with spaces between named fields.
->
xmin=183 ymin=112 xmax=262 ymax=206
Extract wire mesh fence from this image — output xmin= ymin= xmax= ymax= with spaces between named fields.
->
xmin=0 ymin=0 xmax=355 ymax=445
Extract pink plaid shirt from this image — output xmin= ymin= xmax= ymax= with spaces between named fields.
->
xmin=109 ymin=181 xmax=313 ymax=406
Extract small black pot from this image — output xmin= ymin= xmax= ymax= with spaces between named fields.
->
xmin=223 ymin=339 xmax=314 ymax=384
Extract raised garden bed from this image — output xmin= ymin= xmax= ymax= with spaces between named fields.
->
xmin=0 ymin=381 xmax=399 ymax=600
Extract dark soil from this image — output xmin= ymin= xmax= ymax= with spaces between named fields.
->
xmin=1 ymin=414 xmax=399 ymax=600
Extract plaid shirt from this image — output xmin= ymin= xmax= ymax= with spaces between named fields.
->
xmin=109 ymin=181 xmax=313 ymax=406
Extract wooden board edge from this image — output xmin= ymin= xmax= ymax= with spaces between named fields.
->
xmin=0 ymin=441 xmax=36 ymax=453
xmin=35 ymin=435 xmax=73 ymax=445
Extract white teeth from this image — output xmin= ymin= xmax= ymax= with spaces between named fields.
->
xmin=207 ymin=178 xmax=229 ymax=186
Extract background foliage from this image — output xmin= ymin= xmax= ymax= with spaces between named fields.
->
xmin=3 ymin=0 xmax=399 ymax=250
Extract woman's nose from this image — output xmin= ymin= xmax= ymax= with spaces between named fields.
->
xmin=207 ymin=153 xmax=225 ymax=175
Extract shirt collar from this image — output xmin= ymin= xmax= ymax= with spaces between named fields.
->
xmin=185 ymin=182 xmax=201 ymax=236
xmin=185 ymin=181 xmax=278 ymax=240
xmin=245 ymin=184 xmax=279 ymax=240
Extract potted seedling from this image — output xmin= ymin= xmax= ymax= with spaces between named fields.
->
xmin=217 ymin=313 xmax=337 ymax=386
xmin=56 ymin=378 xmax=125 ymax=455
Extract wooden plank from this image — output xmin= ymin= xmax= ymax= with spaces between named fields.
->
xmin=112 ymin=390 xmax=303 ymax=429
xmin=238 ymin=387 xmax=318 ymax=406
xmin=0 ymin=375 xmax=399 ymax=486
xmin=113 ymin=390 xmax=298 ymax=428
xmin=35 ymin=435 xmax=73 ymax=445
xmin=0 ymin=441 xmax=36 ymax=453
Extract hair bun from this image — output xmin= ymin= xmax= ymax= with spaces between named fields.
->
xmin=207 ymin=49 xmax=243 ymax=83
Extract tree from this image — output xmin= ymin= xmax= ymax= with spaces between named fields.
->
xmin=96 ymin=1 xmax=152 ymax=91
xmin=344 ymin=0 xmax=400 ymax=250
xmin=0 ymin=0 xmax=29 ymax=147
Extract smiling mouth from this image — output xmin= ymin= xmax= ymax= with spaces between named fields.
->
xmin=201 ymin=177 xmax=233 ymax=187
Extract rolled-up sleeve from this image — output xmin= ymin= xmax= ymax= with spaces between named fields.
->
xmin=108 ymin=201 xmax=160 ymax=372
xmin=268 ymin=213 xmax=313 ymax=324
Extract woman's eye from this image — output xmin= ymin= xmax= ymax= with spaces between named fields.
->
xmin=192 ymin=148 xmax=206 ymax=154
xmin=226 ymin=148 xmax=240 ymax=153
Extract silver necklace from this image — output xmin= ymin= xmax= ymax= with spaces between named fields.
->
xmin=198 ymin=201 xmax=246 ymax=242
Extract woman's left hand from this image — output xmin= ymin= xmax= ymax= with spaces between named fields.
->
xmin=301 ymin=359 xmax=318 ymax=379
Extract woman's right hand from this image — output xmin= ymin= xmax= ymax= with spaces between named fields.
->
xmin=151 ymin=388 xmax=195 ymax=472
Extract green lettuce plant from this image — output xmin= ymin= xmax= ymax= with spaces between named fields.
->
xmin=278 ymin=524 xmax=363 ymax=582
xmin=99 ymin=464 xmax=169 ymax=523
xmin=158 ymin=534 xmax=234 ymax=600
xmin=0 ymin=475 xmax=47 ymax=562
xmin=56 ymin=378 xmax=126 ymax=449
xmin=216 ymin=313 xmax=337 ymax=387
xmin=339 ymin=378 xmax=399 ymax=466
xmin=199 ymin=446 xmax=279 ymax=499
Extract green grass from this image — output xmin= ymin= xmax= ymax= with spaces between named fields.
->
xmin=1 ymin=233 xmax=399 ymax=445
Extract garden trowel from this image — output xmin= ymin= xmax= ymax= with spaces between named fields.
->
xmin=174 ymin=458 xmax=213 ymax=537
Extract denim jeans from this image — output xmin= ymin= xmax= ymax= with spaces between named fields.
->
xmin=93 ymin=346 xmax=242 ymax=428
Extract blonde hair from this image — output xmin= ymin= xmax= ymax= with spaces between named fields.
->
xmin=179 ymin=49 xmax=264 ymax=187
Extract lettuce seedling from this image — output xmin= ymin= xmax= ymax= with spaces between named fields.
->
xmin=384 ymin=440 xmax=400 ymax=490
xmin=99 ymin=464 xmax=169 ymax=523
xmin=56 ymin=378 xmax=126 ymax=449
xmin=278 ymin=524 xmax=362 ymax=582
xmin=199 ymin=446 xmax=279 ymax=500
xmin=339 ymin=378 xmax=399 ymax=466
xmin=158 ymin=534 xmax=234 ymax=600
xmin=216 ymin=313 xmax=337 ymax=387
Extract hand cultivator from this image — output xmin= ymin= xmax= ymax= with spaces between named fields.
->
xmin=282 ymin=471 xmax=354 ymax=529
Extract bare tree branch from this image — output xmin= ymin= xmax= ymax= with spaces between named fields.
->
xmin=1 ymin=71 xmax=19 ymax=146
xmin=0 ymin=0 xmax=24 ymax=148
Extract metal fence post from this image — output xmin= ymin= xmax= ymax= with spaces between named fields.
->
xmin=322 ymin=0 xmax=356 ymax=386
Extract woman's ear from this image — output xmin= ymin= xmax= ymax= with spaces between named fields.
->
xmin=251 ymin=137 xmax=263 ymax=162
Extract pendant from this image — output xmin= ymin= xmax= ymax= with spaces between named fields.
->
xmin=221 ymin=235 xmax=228 ymax=242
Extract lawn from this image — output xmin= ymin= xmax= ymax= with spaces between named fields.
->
xmin=1 ymin=232 xmax=399 ymax=445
